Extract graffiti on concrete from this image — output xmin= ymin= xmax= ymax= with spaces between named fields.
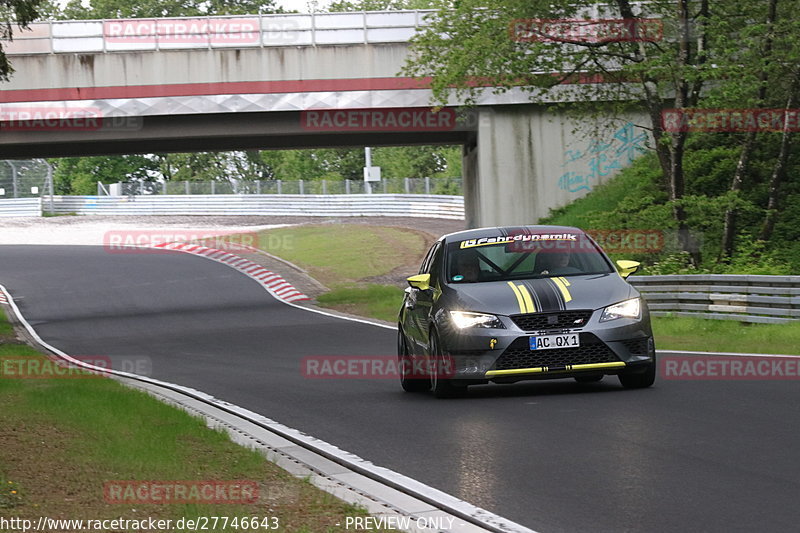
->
xmin=558 ymin=122 xmax=647 ymax=193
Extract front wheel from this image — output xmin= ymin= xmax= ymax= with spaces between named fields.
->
xmin=619 ymin=358 xmax=656 ymax=389
xmin=429 ymin=330 xmax=466 ymax=399
xmin=399 ymin=329 xmax=430 ymax=392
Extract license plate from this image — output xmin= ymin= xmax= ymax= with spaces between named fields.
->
xmin=529 ymin=334 xmax=580 ymax=350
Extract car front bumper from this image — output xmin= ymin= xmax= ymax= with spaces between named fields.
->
xmin=437 ymin=310 xmax=655 ymax=383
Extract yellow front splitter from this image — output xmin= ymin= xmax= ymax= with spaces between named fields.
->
xmin=485 ymin=361 xmax=626 ymax=378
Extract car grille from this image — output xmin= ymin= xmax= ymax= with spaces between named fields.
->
xmin=492 ymin=333 xmax=619 ymax=371
xmin=619 ymin=337 xmax=649 ymax=356
xmin=509 ymin=310 xmax=594 ymax=331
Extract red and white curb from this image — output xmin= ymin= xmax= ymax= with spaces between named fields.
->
xmin=0 ymin=288 xmax=7 ymax=304
xmin=154 ymin=242 xmax=310 ymax=303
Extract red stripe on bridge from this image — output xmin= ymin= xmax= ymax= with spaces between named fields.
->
xmin=0 ymin=77 xmax=432 ymax=104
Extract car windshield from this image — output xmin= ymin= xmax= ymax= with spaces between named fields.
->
xmin=446 ymin=232 xmax=613 ymax=283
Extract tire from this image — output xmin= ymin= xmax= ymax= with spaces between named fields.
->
xmin=398 ymin=329 xmax=430 ymax=392
xmin=619 ymin=357 xmax=657 ymax=389
xmin=574 ymin=374 xmax=604 ymax=383
xmin=429 ymin=330 xmax=466 ymax=399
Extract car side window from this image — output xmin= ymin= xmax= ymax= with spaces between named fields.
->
xmin=419 ymin=242 xmax=441 ymax=275
xmin=428 ymin=243 xmax=445 ymax=279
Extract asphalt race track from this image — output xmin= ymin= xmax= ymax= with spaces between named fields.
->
xmin=2 ymin=245 xmax=799 ymax=533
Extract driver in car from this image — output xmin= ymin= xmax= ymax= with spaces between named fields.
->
xmin=534 ymin=248 xmax=581 ymax=275
xmin=453 ymin=250 xmax=481 ymax=282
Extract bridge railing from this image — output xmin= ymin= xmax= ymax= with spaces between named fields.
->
xmin=5 ymin=10 xmax=437 ymax=55
xmin=629 ymin=275 xmax=800 ymax=324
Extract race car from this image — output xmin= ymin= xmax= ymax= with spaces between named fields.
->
xmin=397 ymin=225 xmax=656 ymax=397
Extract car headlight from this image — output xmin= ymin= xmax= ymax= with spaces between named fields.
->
xmin=449 ymin=311 xmax=504 ymax=329
xmin=600 ymin=298 xmax=641 ymax=322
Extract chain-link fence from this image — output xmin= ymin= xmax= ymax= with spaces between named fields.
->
xmin=103 ymin=177 xmax=463 ymax=196
xmin=0 ymin=160 xmax=54 ymax=199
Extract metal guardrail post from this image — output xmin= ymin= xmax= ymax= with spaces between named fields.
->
xmin=299 ymin=179 xmax=304 ymax=194
xmin=3 ymin=161 xmax=17 ymax=198
xmin=47 ymin=163 xmax=54 ymax=213
xmin=211 ymin=181 xmax=215 ymax=194
xmin=259 ymin=11 xmax=264 ymax=48
xmin=425 ymin=176 xmax=430 ymax=194
xmin=345 ymin=179 xmax=351 ymax=194
xmin=382 ymin=179 xmax=387 ymax=193
xmin=162 ymin=181 xmax=167 ymax=194
xmin=277 ymin=179 xmax=282 ymax=194
xmin=404 ymin=177 xmax=410 ymax=194
xmin=185 ymin=180 xmax=190 ymax=195
xmin=322 ymin=179 xmax=327 ymax=194
xmin=311 ymin=11 xmax=316 ymax=47
xmin=256 ymin=180 xmax=261 ymax=194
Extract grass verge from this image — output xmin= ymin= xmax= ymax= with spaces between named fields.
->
xmin=317 ymin=285 xmax=405 ymax=324
xmin=255 ymin=224 xmax=428 ymax=321
xmin=0 ymin=309 xmax=382 ymax=531
xmin=257 ymin=224 xmax=428 ymax=287
xmin=253 ymin=224 xmax=799 ymax=354
xmin=651 ymin=315 xmax=800 ymax=355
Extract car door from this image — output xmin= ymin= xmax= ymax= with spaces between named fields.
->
xmin=403 ymin=241 xmax=442 ymax=355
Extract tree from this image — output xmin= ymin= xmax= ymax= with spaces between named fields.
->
xmin=705 ymin=0 xmax=800 ymax=257
xmin=403 ymin=0 xmax=741 ymax=264
xmin=759 ymin=67 xmax=800 ymax=242
xmin=54 ymin=155 xmax=158 ymax=194
xmin=0 ymin=0 xmax=44 ymax=81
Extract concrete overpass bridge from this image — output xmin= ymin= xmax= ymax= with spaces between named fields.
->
xmin=0 ymin=11 xmax=648 ymax=226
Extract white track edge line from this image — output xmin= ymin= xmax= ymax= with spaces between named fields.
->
xmin=656 ymin=349 xmax=800 ymax=358
xmin=0 ymin=282 xmax=537 ymax=533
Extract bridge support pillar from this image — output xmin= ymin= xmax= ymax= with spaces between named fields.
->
xmin=463 ymin=105 xmax=649 ymax=229
xmin=464 ymin=106 xmax=546 ymax=228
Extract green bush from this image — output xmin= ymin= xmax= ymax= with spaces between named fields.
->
xmin=540 ymin=133 xmax=799 ymax=274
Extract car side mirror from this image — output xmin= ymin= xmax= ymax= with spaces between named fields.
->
xmin=616 ymin=260 xmax=640 ymax=279
xmin=407 ymin=273 xmax=431 ymax=291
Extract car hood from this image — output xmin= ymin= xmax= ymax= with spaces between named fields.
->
xmin=443 ymin=273 xmax=636 ymax=316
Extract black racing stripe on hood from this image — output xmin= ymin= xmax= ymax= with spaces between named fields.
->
xmin=523 ymin=278 xmax=564 ymax=312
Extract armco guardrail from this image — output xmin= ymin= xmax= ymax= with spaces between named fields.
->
xmin=0 ymin=197 xmax=41 ymax=217
xmin=49 ymin=194 xmax=465 ymax=219
xmin=629 ymin=274 xmax=800 ymax=324
xmin=114 ymin=176 xmax=462 ymax=196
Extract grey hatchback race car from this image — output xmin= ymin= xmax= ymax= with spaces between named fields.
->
xmin=397 ymin=225 xmax=656 ymax=397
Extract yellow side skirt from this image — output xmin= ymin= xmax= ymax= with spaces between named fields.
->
xmin=485 ymin=361 xmax=626 ymax=377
